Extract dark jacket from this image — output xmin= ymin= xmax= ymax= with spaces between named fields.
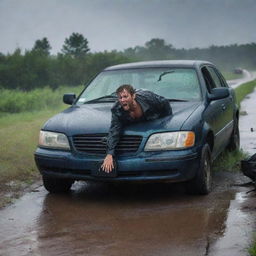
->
xmin=106 ymin=89 xmax=172 ymax=155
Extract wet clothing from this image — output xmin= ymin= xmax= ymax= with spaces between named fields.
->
xmin=106 ymin=89 xmax=172 ymax=155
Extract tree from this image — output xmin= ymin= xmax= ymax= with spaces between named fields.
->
xmin=61 ymin=33 xmax=90 ymax=58
xmin=145 ymin=38 xmax=174 ymax=60
xmin=32 ymin=37 xmax=51 ymax=55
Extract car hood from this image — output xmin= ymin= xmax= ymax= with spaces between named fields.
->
xmin=43 ymin=102 xmax=201 ymax=136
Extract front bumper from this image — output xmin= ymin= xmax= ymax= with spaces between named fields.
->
xmin=34 ymin=147 xmax=200 ymax=182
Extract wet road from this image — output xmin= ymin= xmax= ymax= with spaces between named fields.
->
xmin=0 ymin=178 xmax=254 ymax=256
xmin=228 ymin=69 xmax=256 ymax=89
xmin=0 ymin=178 xmax=255 ymax=256
xmin=0 ymin=72 xmax=256 ymax=256
xmin=239 ymin=86 xmax=256 ymax=154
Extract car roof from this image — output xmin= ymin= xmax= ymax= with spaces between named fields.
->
xmin=104 ymin=60 xmax=213 ymax=71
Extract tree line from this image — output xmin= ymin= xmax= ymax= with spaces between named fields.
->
xmin=0 ymin=33 xmax=256 ymax=91
xmin=123 ymin=38 xmax=256 ymax=70
xmin=0 ymin=33 xmax=129 ymax=91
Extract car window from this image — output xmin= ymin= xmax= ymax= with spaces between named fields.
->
xmin=77 ymin=68 xmax=201 ymax=104
xmin=201 ymin=66 xmax=216 ymax=92
xmin=214 ymin=68 xmax=228 ymax=87
xmin=206 ymin=66 xmax=223 ymax=88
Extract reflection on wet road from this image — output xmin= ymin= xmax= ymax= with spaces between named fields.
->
xmin=0 ymin=179 xmax=254 ymax=256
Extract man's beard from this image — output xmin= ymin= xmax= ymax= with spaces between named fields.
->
xmin=122 ymin=101 xmax=135 ymax=111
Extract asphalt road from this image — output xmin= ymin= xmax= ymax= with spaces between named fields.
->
xmin=0 ymin=72 xmax=255 ymax=256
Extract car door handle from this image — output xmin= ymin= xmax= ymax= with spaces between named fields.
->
xmin=221 ymin=104 xmax=226 ymax=110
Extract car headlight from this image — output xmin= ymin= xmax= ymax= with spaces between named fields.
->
xmin=144 ymin=131 xmax=195 ymax=151
xmin=39 ymin=131 xmax=70 ymax=150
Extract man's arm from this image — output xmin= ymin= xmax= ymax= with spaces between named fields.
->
xmin=101 ymin=111 xmax=122 ymax=172
xmin=153 ymin=93 xmax=172 ymax=116
xmin=106 ymin=112 xmax=122 ymax=155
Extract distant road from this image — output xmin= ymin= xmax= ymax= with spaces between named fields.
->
xmin=227 ymin=69 xmax=256 ymax=88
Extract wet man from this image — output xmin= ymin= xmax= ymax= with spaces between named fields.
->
xmin=101 ymin=84 xmax=172 ymax=173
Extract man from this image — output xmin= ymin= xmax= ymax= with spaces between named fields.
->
xmin=101 ymin=84 xmax=172 ymax=173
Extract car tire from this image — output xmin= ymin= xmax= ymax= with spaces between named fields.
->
xmin=227 ymin=118 xmax=240 ymax=151
xmin=186 ymin=143 xmax=212 ymax=195
xmin=42 ymin=176 xmax=73 ymax=193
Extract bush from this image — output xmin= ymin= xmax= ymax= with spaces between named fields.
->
xmin=0 ymin=86 xmax=84 ymax=113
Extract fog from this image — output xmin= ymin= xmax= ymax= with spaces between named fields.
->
xmin=0 ymin=0 xmax=255 ymax=54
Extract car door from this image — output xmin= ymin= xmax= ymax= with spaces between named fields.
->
xmin=201 ymin=66 xmax=233 ymax=157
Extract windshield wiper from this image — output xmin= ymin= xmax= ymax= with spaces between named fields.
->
xmin=84 ymin=93 xmax=117 ymax=104
xmin=168 ymin=98 xmax=188 ymax=102
xmin=157 ymin=70 xmax=175 ymax=81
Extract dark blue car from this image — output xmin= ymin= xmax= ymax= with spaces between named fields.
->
xmin=34 ymin=60 xmax=239 ymax=195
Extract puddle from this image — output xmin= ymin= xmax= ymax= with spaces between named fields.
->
xmin=209 ymin=191 xmax=255 ymax=256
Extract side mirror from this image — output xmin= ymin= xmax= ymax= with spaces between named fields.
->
xmin=208 ymin=88 xmax=230 ymax=101
xmin=63 ymin=93 xmax=76 ymax=105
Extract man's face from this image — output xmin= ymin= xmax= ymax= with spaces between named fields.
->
xmin=118 ymin=89 xmax=135 ymax=111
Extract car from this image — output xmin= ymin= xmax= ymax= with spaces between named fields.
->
xmin=233 ymin=68 xmax=243 ymax=74
xmin=34 ymin=60 xmax=240 ymax=195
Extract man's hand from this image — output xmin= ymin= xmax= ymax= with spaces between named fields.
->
xmin=101 ymin=154 xmax=114 ymax=173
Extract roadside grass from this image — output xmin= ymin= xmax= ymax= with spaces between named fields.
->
xmin=0 ymin=109 xmax=62 ymax=182
xmin=0 ymin=84 xmax=84 ymax=185
xmin=249 ymin=234 xmax=256 ymax=256
xmin=213 ymin=149 xmax=248 ymax=173
xmin=0 ymin=85 xmax=84 ymax=207
xmin=0 ymin=108 xmax=65 ymax=207
xmin=0 ymin=85 xmax=84 ymax=114
xmin=234 ymin=80 xmax=256 ymax=107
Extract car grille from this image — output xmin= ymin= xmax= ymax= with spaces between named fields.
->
xmin=72 ymin=134 xmax=143 ymax=155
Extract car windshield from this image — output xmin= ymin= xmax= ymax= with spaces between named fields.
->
xmin=77 ymin=68 xmax=201 ymax=104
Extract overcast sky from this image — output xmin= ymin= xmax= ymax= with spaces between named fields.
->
xmin=0 ymin=0 xmax=255 ymax=54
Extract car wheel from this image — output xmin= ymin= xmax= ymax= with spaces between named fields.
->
xmin=186 ymin=144 xmax=212 ymax=195
xmin=42 ymin=176 xmax=73 ymax=193
xmin=227 ymin=119 xmax=240 ymax=151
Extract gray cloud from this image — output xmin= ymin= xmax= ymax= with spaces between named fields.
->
xmin=0 ymin=0 xmax=255 ymax=54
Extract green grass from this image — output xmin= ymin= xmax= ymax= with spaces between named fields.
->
xmin=249 ymin=246 xmax=256 ymax=256
xmin=0 ymin=109 xmax=63 ymax=184
xmin=249 ymin=234 xmax=256 ymax=256
xmin=0 ymin=85 xmax=84 ymax=186
xmin=213 ymin=150 xmax=248 ymax=173
xmin=235 ymin=80 xmax=256 ymax=107
xmin=249 ymin=245 xmax=256 ymax=256
xmin=0 ymin=85 xmax=84 ymax=114
xmin=0 ymin=108 xmax=70 ymax=208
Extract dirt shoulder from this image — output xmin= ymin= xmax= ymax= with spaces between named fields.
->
xmin=0 ymin=175 xmax=41 ymax=208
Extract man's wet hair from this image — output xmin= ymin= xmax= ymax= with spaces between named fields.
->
xmin=116 ymin=84 xmax=136 ymax=95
